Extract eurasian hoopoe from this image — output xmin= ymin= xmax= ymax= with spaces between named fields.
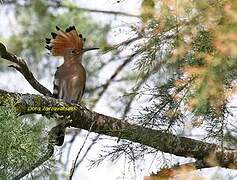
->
xmin=46 ymin=25 xmax=98 ymax=146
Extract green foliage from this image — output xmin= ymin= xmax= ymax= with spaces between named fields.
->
xmin=138 ymin=0 xmax=237 ymax=115
xmin=0 ymin=105 xmax=47 ymax=178
xmin=192 ymin=30 xmax=214 ymax=53
xmin=137 ymin=79 xmax=184 ymax=131
xmin=121 ymin=0 xmax=237 ymax=143
xmin=141 ymin=0 xmax=155 ymax=23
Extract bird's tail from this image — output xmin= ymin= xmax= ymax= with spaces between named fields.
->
xmin=48 ymin=122 xmax=66 ymax=146
xmin=45 ymin=25 xmax=86 ymax=56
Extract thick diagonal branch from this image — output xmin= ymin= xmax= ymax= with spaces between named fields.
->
xmin=0 ymin=42 xmax=52 ymax=96
xmin=0 ymin=89 xmax=237 ymax=169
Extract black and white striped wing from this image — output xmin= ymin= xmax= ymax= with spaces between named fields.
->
xmin=53 ymin=67 xmax=60 ymax=99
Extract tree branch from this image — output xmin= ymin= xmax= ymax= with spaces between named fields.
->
xmin=0 ymin=89 xmax=237 ymax=170
xmin=95 ymin=52 xmax=137 ymax=102
xmin=64 ymin=6 xmax=139 ymax=18
xmin=0 ymin=42 xmax=53 ymax=96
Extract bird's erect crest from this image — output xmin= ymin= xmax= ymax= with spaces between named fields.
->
xmin=45 ymin=25 xmax=86 ymax=56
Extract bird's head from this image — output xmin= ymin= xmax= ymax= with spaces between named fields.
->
xmin=67 ymin=47 xmax=99 ymax=61
xmin=45 ymin=25 xmax=99 ymax=61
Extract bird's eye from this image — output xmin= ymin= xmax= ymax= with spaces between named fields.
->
xmin=71 ymin=50 xmax=76 ymax=54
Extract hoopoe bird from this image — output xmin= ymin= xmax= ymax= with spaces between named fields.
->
xmin=45 ymin=25 xmax=98 ymax=146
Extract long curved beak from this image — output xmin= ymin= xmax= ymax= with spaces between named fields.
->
xmin=83 ymin=47 xmax=99 ymax=53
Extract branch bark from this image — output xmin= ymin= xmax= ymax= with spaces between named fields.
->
xmin=0 ymin=89 xmax=237 ymax=170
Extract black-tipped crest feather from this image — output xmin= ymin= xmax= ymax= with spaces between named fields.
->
xmin=56 ymin=26 xmax=60 ymax=30
xmin=45 ymin=38 xmax=51 ymax=44
xmin=65 ymin=26 xmax=74 ymax=32
xmin=51 ymin=32 xmax=57 ymax=38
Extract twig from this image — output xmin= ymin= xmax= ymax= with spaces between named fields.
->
xmin=65 ymin=6 xmax=139 ymax=18
xmin=0 ymin=42 xmax=52 ymax=96
xmin=122 ymin=75 xmax=150 ymax=119
xmin=64 ymin=130 xmax=80 ymax=170
xmin=75 ymin=134 xmax=100 ymax=168
xmin=95 ymin=52 xmax=139 ymax=104
xmin=69 ymin=121 xmax=95 ymax=179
